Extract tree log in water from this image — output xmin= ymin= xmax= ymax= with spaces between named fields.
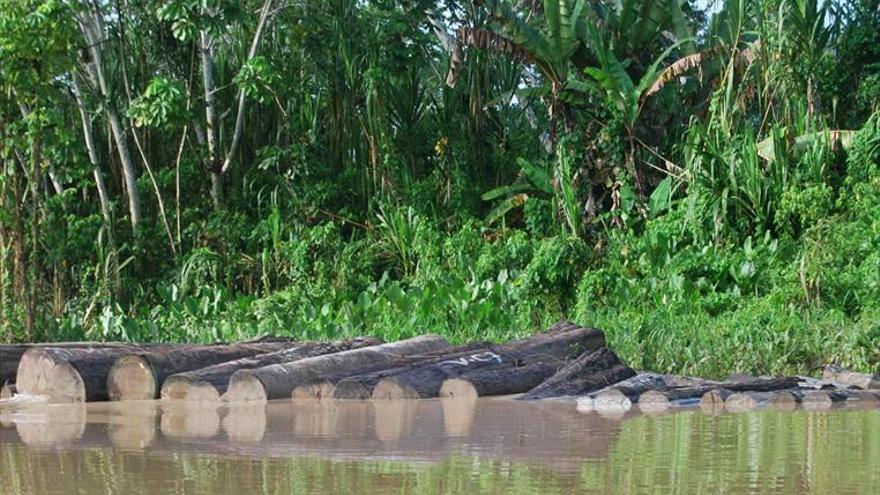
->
xmin=724 ymin=391 xmax=798 ymax=412
xmin=823 ymin=364 xmax=880 ymax=389
xmin=635 ymin=377 xmax=800 ymax=411
xmin=107 ymin=342 xmax=305 ymax=401
xmin=438 ymin=361 xmax=559 ymax=399
xmin=16 ymin=345 xmax=176 ymax=403
xmin=223 ymin=335 xmax=452 ymax=401
xmin=161 ymin=338 xmax=382 ymax=401
xmin=372 ymin=324 xmax=606 ymax=400
xmin=519 ymin=346 xmax=633 ymax=400
xmin=311 ymin=342 xmax=492 ymax=400
xmin=1 ymin=343 xmax=169 ymax=388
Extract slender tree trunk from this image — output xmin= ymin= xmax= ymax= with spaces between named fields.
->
xmin=72 ymin=76 xmax=113 ymax=224
xmin=26 ymin=134 xmax=41 ymax=339
xmin=76 ymin=10 xmax=142 ymax=232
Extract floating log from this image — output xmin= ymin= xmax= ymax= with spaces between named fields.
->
xmin=16 ymin=341 xmax=292 ymax=403
xmin=699 ymin=388 xmax=733 ymax=413
xmin=223 ymin=335 xmax=452 ymax=401
xmin=800 ymin=389 xmax=880 ymax=410
xmin=823 ymin=364 xmax=880 ymax=389
xmin=724 ymin=392 xmax=766 ymax=412
xmin=438 ymin=361 xmax=559 ymax=399
xmin=373 ymin=324 xmax=607 ymax=400
xmin=0 ymin=384 xmax=15 ymax=399
xmin=161 ymin=338 xmax=382 ymax=401
xmin=520 ymin=346 xmax=634 ymax=400
xmin=17 ymin=346 xmax=170 ymax=403
xmin=314 ymin=342 xmax=492 ymax=400
xmin=636 ymin=377 xmax=800 ymax=410
xmin=107 ymin=342 xmax=305 ymax=401
xmin=1 ymin=342 xmax=169 ymax=388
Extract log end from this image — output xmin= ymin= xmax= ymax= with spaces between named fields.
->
xmin=575 ymin=396 xmax=594 ymax=413
xmin=331 ymin=380 xmax=372 ymax=400
xmin=801 ymin=390 xmax=834 ymax=411
xmin=438 ymin=379 xmax=478 ymax=399
xmin=768 ymin=391 xmax=799 ymax=411
xmin=161 ymin=377 xmax=222 ymax=402
xmin=108 ymin=355 xmax=156 ymax=402
xmin=372 ymin=378 xmax=421 ymax=400
xmin=292 ymin=381 xmax=335 ymax=400
xmin=637 ymin=390 xmax=670 ymax=413
xmin=222 ymin=371 xmax=268 ymax=402
xmin=48 ymin=362 xmax=86 ymax=403
xmin=593 ymin=389 xmax=632 ymax=412
xmin=15 ymin=348 xmax=56 ymax=397
xmin=699 ymin=389 xmax=732 ymax=414
xmin=724 ymin=393 xmax=760 ymax=413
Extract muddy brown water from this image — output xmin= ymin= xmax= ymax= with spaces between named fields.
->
xmin=0 ymin=398 xmax=878 ymax=494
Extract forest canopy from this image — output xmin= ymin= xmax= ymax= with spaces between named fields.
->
xmin=1 ymin=0 xmax=878 ymax=377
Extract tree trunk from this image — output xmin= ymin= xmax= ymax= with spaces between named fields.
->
xmin=107 ymin=342 xmax=304 ymax=401
xmin=71 ymin=76 xmax=113 ymax=225
xmin=520 ymin=346 xmax=634 ymax=400
xmin=160 ymin=337 xmax=382 ymax=402
xmin=223 ymin=335 xmax=451 ymax=402
xmin=438 ymin=361 xmax=559 ymax=399
xmin=76 ymin=11 xmax=141 ymax=230
xmin=372 ymin=323 xmax=606 ymax=400
xmin=325 ymin=341 xmax=492 ymax=400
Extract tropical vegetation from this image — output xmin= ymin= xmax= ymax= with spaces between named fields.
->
xmin=1 ymin=0 xmax=878 ymax=377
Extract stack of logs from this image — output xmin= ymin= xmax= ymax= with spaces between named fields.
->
xmin=1 ymin=321 xmax=878 ymax=415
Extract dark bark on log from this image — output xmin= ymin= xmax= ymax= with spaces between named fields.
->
xmin=823 ymin=364 xmax=880 ymax=389
xmin=161 ymin=338 xmax=383 ymax=401
xmin=17 ymin=342 xmax=293 ymax=403
xmin=2 ymin=343 xmax=167 ymax=388
xmin=318 ymin=342 xmax=492 ymax=400
xmin=438 ymin=361 xmax=559 ymax=398
xmin=223 ymin=335 xmax=452 ymax=401
xmin=373 ymin=324 xmax=607 ymax=400
xmin=636 ymin=377 xmax=800 ymax=410
xmin=520 ymin=346 xmax=633 ymax=400
xmin=108 ymin=342 xmax=307 ymax=401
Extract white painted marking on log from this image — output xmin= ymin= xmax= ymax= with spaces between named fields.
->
xmin=438 ymin=352 xmax=504 ymax=367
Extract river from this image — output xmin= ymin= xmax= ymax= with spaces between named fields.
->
xmin=1 ymin=398 xmax=878 ymax=494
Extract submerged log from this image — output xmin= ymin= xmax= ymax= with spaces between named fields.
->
xmin=107 ymin=342 xmax=302 ymax=401
xmin=823 ymin=364 xmax=880 ymax=389
xmin=438 ymin=362 xmax=559 ymax=399
xmin=800 ymin=389 xmax=880 ymax=410
xmin=161 ymin=338 xmax=382 ymax=401
xmin=317 ymin=342 xmax=491 ymax=400
xmin=520 ymin=346 xmax=634 ymax=400
xmin=223 ymin=335 xmax=452 ymax=401
xmin=373 ymin=324 xmax=607 ymax=400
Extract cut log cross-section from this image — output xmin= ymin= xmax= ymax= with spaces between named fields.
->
xmin=108 ymin=342 xmax=308 ymax=401
xmin=161 ymin=337 xmax=383 ymax=402
xmin=223 ymin=335 xmax=453 ymax=402
xmin=372 ymin=324 xmax=607 ymax=400
xmin=637 ymin=377 xmax=801 ymax=411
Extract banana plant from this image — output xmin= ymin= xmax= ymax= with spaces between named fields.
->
xmin=581 ymin=20 xmax=692 ymax=193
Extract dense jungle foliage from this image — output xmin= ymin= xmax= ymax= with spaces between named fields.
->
xmin=1 ymin=0 xmax=879 ymax=377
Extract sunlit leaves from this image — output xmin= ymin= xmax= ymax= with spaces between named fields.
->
xmin=127 ymin=77 xmax=188 ymax=128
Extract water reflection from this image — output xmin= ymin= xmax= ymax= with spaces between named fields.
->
xmin=0 ymin=397 xmax=878 ymax=495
